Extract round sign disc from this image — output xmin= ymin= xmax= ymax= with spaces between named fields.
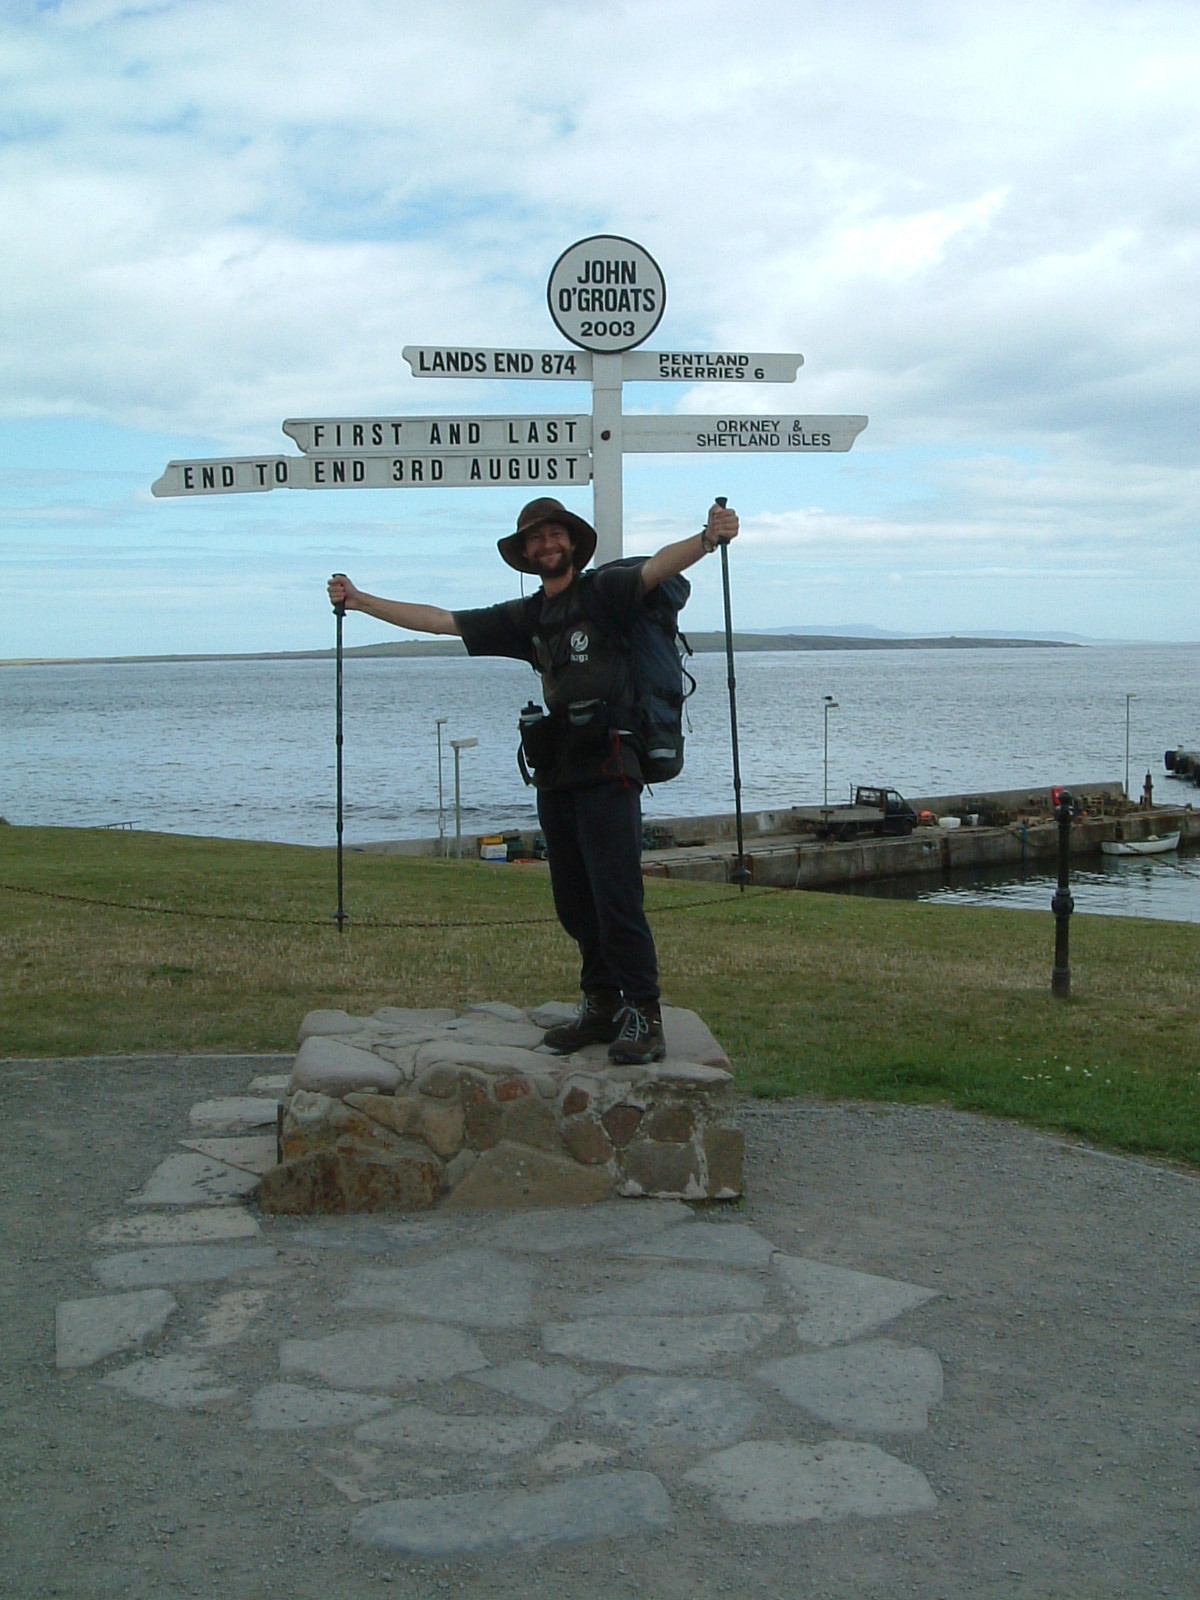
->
xmin=547 ymin=235 xmax=666 ymax=354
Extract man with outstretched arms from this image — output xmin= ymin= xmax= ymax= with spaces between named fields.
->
xmin=327 ymin=496 xmax=738 ymax=1065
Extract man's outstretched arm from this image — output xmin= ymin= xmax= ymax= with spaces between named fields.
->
xmin=327 ymin=573 xmax=461 ymax=637
xmin=639 ymin=502 xmax=739 ymax=593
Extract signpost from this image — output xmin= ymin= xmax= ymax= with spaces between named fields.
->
xmin=152 ymin=237 xmax=870 ymax=916
xmin=152 ymin=233 xmax=868 ymax=567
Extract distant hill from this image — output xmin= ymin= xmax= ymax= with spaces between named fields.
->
xmin=684 ymin=632 xmax=1072 ymax=654
xmin=5 ymin=631 xmax=1076 ymax=667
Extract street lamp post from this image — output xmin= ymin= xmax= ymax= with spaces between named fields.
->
xmin=435 ymin=717 xmax=448 ymax=856
xmin=823 ymin=695 xmax=838 ymax=808
xmin=1124 ymin=693 xmax=1136 ymax=799
xmin=449 ymin=737 xmax=478 ymax=859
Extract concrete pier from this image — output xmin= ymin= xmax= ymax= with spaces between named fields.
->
xmin=644 ymin=799 xmax=1197 ymax=891
xmin=359 ymin=782 xmax=1196 ymax=892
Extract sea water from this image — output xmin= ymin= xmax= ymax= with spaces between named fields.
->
xmin=3 ymin=642 xmax=1197 ymax=920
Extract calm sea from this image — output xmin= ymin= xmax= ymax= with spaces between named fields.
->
xmin=3 ymin=642 xmax=1198 ymax=921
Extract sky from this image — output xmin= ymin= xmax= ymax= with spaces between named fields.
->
xmin=2 ymin=0 xmax=1198 ymax=659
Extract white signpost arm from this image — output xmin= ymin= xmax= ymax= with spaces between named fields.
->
xmin=622 ymin=415 xmax=868 ymax=453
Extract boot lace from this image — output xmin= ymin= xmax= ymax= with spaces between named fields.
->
xmin=613 ymin=1004 xmax=650 ymax=1043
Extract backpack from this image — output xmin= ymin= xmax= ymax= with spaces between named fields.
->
xmin=578 ymin=557 xmax=696 ymax=783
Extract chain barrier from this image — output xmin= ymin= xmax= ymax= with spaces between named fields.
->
xmin=0 ymin=879 xmax=771 ymax=930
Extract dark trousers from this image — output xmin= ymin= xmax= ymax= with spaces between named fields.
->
xmin=537 ymin=781 xmax=659 ymax=1005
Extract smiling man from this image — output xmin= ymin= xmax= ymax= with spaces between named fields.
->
xmin=327 ymin=494 xmax=737 ymax=1065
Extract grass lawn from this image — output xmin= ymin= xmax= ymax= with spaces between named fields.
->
xmin=2 ymin=824 xmax=1198 ymax=1166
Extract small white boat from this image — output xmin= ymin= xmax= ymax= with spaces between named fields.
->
xmin=1101 ymin=830 xmax=1181 ymax=857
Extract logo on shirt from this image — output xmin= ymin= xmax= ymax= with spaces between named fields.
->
xmin=570 ymin=629 xmax=589 ymax=662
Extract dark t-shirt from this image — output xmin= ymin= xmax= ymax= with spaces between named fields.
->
xmin=454 ymin=564 xmax=646 ymax=788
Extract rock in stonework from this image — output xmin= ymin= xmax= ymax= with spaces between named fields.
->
xmin=620 ymin=1139 xmax=703 ymax=1200
xmin=416 ymin=1062 xmax=465 ymax=1099
xmin=259 ymin=1141 xmax=444 ymax=1214
xmin=658 ymin=1006 xmax=731 ymax=1070
xmin=466 ymin=1000 xmax=531 ymax=1022
xmin=560 ymin=1084 xmax=591 ymax=1116
xmin=259 ymin=1150 xmax=344 ymax=1214
xmin=290 ymin=1036 xmax=402 ymax=1096
xmin=297 ymin=1009 xmax=368 ymax=1041
xmin=498 ymin=1094 xmax=558 ymax=1153
xmin=443 ymin=1141 xmax=613 ymax=1210
xmin=418 ymin=1099 xmax=467 ymax=1157
xmin=462 ymin=1080 xmax=504 ymax=1151
xmin=601 ymin=1103 xmax=644 ymax=1147
xmin=559 ymin=1117 xmax=614 ymax=1167
xmin=344 ymin=1087 xmax=466 ymax=1157
xmin=281 ymin=1093 xmax=372 ymax=1158
xmin=415 ymin=1040 xmax=543 ymax=1078
xmin=445 ymin=1149 xmax=478 ymax=1188
xmin=440 ymin=1014 xmax=547 ymax=1051
xmin=343 ymin=1092 xmax=419 ymax=1139
xmin=643 ymin=1101 xmax=696 ymax=1144
xmin=704 ymin=1124 xmax=745 ymax=1199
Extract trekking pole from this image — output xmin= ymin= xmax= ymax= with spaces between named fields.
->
xmin=714 ymin=499 xmax=749 ymax=891
xmin=331 ymin=577 xmax=347 ymax=932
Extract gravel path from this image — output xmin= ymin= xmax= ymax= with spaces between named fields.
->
xmin=2 ymin=1053 xmax=1197 ymax=1600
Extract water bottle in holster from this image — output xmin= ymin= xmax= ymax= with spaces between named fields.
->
xmin=517 ymin=701 xmax=558 ymax=784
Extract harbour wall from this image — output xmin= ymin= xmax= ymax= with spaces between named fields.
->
xmin=644 ymin=800 xmax=1199 ymax=890
xmin=361 ymin=780 xmax=1197 ymax=890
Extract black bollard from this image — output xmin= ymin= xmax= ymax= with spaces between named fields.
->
xmin=1051 ymin=790 xmax=1074 ymax=998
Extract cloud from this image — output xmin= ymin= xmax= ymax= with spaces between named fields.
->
xmin=1 ymin=0 xmax=1198 ymax=653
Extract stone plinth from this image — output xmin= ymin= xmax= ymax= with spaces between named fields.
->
xmin=259 ymin=1002 xmax=743 ymax=1214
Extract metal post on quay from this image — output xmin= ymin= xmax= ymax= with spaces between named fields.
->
xmin=823 ymin=694 xmax=838 ymax=808
xmin=1051 ymin=789 xmax=1074 ymax=999
xmin=450 ymin=737 xmax=478 ymax=860
xmin=435 ymin=717 xmax=448 ymax=858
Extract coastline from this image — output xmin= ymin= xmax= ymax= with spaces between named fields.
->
xmin=1 ymin=632 xmax=1078 ymax=668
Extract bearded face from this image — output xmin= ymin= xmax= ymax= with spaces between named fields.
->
xmin=523 ymin=522 xmax=574 ymax=579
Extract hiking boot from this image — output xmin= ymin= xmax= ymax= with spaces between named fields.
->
xmin=607 ymin=1001 xmax=666 ymax=1066
xmin=541 ymin=990 xmax=623 ymax=1054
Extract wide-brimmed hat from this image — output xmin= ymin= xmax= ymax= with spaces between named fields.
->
xmin=497 ymin=497 xmax=597 ymax=574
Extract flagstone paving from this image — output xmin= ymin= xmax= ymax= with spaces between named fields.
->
xmin=54 ymin=1066 xmax=952 ymax=1562
xmin=54 ymin=1288 xmax=178 ymax=1371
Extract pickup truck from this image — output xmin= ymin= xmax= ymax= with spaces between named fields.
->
xmin=792 ymin=786 xmax=919 ymax=842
